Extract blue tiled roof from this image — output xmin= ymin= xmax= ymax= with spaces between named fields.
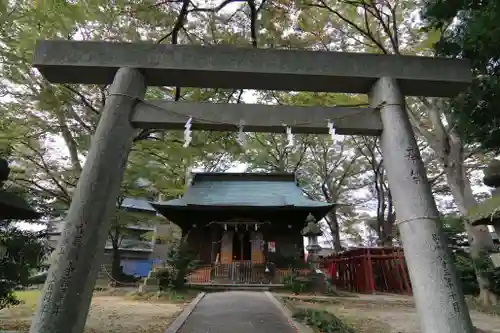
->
xmin=121 ymin=198 xmax=157 ymax=212
xmin=155 ymin=173 xmax=332 ymax=208
xmin=104 ymin=239 xmax=153 ymax=252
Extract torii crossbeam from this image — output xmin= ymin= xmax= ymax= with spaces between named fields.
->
xmin=34 ymin=40 xmax=468 ymax=96
xmin=132 ymin=101 xmax=382 ymax=135
xmin=30 ymin=40 xmax=474 ymax=333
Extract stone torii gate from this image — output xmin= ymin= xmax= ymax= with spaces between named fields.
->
xmin=31 ymin=40 xmax=473 ymax=333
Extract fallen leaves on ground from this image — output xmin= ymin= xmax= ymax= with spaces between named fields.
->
xmin=0 ymin=294 xmax=188 ymax=333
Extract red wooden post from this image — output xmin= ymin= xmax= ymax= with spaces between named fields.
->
xmin=334 ymin=260 xmax=338 ymax=285
xmin=328 ymin=259 xmax=337 ymax=286
xmin=337 ymin=260 xmax=342 ymax=289
xmin=361 ymin=259 xmax=366 ymax=293
xmin=349 ymin=253 xmax=354 ymax=292
xmin=340 ymin=259 xmax=346 ymax=290
xmin=343 ymin=259 xmax=348 ymax=290
xmin=352 ymin=259 xmax=357 ymax=292
xmin=345 ymin=258 xmax=350 ymax=291
xmin=382 ymin=249 xmax=394 ymax=292
xmin=355 ymin=258 xmax=359 ymax=292
xmin=348 ymin=258 xmax=355 ymax=292
xmin=380 ymin=257 xmax=389 ymax=292
xmin=365 ymin=248 xmax=375 ymax=294
xmin=360 ymin=249 xmax=367 ymax=293
xmin=371 ymin=258 xmax=378 ymax=292
xmin=355 ymin=259 xmax=362 ymax=292
xmin=338 ymin=260 xmax=344 ymax=289
xmin=397 ymin=248 xmax=411 ymax=294
xmin=391 ymin=249 xmax=405 ymax=294
xmin=390 ymin=255 xmax=398 ymax=292
xmin=360 ymin=257 xmax=366 ymax=293
xmin=341 ymin=260 xmax=346 ymax=289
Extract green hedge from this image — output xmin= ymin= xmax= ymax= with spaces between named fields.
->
xmin=454 ymin=252 xmax=500 ymax=295
xmin=292 ymin=308 xmax=355 ymax=333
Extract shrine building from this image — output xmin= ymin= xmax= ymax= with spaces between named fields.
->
xmin=152 ymin=172 xmax=333 ymax=284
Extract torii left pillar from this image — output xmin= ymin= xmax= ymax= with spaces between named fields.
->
xmin=29 ymin=68 xmax=146 ymax=333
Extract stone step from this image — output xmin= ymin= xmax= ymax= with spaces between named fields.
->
xmin=186 ymin=283 xmax=285 ymax=292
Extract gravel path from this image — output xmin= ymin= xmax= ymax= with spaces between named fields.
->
xmin=177 ymin=291 xmax=297 ymax=333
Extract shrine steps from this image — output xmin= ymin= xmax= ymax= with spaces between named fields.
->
xmin=186 ymin=283 xmax=285 ymax=292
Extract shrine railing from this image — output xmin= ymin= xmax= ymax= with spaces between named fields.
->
xmin=186 ymin=263 xmax=311 ymax=284
xmin=276 ymin=268 xmax=310 ymax=279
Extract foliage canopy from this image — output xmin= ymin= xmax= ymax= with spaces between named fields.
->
xmin=424 ymin=0 xmax=500 ymax=150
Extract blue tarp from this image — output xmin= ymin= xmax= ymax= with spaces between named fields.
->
xmin=121 ymin=259 xmax=153 ymax=277
xmin=121 ymin=258 xmax=163 ymax=277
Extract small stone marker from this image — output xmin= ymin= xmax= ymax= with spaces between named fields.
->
xmin=490 ymin=253 xmax=500 ymax=268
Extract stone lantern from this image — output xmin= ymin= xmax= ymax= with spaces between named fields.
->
xmin=0 ymin=157 xmax=41 ymax=259
xmin=301 ymin=213 xmax=322 ymax=266
xmin=468 ymin=160 xmax=500 ymax=267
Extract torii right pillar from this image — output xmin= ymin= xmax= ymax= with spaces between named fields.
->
xmin=370 ymin=77 xmax=474 ymax=333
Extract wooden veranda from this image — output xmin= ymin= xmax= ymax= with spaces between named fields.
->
xmin=187 ymin=262 xmax=310 ymax=285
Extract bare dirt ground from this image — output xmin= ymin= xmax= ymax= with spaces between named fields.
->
xmin=276 ymin=293 xmax=500 ymax=333
xmin=0 ymin=294 xmax=188 ymax=333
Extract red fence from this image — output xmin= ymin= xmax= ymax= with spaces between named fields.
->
xmin=324 ymin=247 xmax=411 ymax=295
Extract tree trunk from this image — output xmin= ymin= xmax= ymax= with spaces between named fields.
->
xmin=111 ymin=244 xmax=122 ymax=283
xmin=381 ymin=212 xmax=395 ymax=247
xmin=445 ymin=161 xmax=498 ymax=306
xmin=110 ymin=226 xmax=122 ymax=283
xmin=326 ymin=210 xmax=342 ymax=254
xmin=418 ymin=102 xmax=498 ymax=306
xmin=380 ymin=188 xmax=395 ymax=247
xmin=55 ymin=107 xmax=82 ymax=174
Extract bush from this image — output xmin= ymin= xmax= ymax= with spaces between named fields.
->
xmin=1 ymin=227 xmax=47 ymax=310
xmin=453 ymin=251 xmax=500 ymax=296
xmin=471 ymin=251 xmax=500 ymax=296
xmin=158 ymin=237 xmax=198 ymax=290
xmin=293 ymin=308 xmax=356 ymax=333
xmin=282 ymin=274 xmax=299 ymax=293
xmin=441 ymin=216 xmax=500 ymax=296
xmin=454 ymin=254 xmax=480 ymax=295
xmin=282 ymin=274 xmax=311 ymax=294
xmin=282 ymin=269 xmax=338 ymax=295
xmin=157 ymin=266 xmax=175 ymax=290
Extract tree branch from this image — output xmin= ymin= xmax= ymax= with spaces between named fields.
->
xmin=62 ymin=84 xmax=99 ymax=115
xmin=308 ymin=0 xmax=389 ymax=53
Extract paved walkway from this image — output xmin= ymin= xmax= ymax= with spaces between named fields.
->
xmin=177 ymin=291 xmax=297 ymax=333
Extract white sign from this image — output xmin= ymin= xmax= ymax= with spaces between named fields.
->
xmin=268 ymin=241 xmax=276 ymax=253
xmin=490 ymin=253 xmax=500 ymax=268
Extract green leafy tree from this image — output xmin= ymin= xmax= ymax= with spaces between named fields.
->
xmin=289 ymin=0 xmax=497 ymax=305
xmin=157 ymin=235 xmax=199 ymax=290
xmin=0 ymin=225 xmax=47 ymax=309
xmin=0 ymin=159 xmax=47 ymax=309
xmin=0 ymin=1 xmax=242 ymax=216
xmin=441 ymin=215 xmax=500 ymax=296
xmin=424 ymin=0 xmax=500 ymax=151
xmin=0 ymin=2 xmax=244 ymax=288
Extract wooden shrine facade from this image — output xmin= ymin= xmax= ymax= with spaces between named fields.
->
xmin=185 ymin=220 xmax=298 ymax=266
xmin=152 ymin=172 xmax=333 ymax=284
